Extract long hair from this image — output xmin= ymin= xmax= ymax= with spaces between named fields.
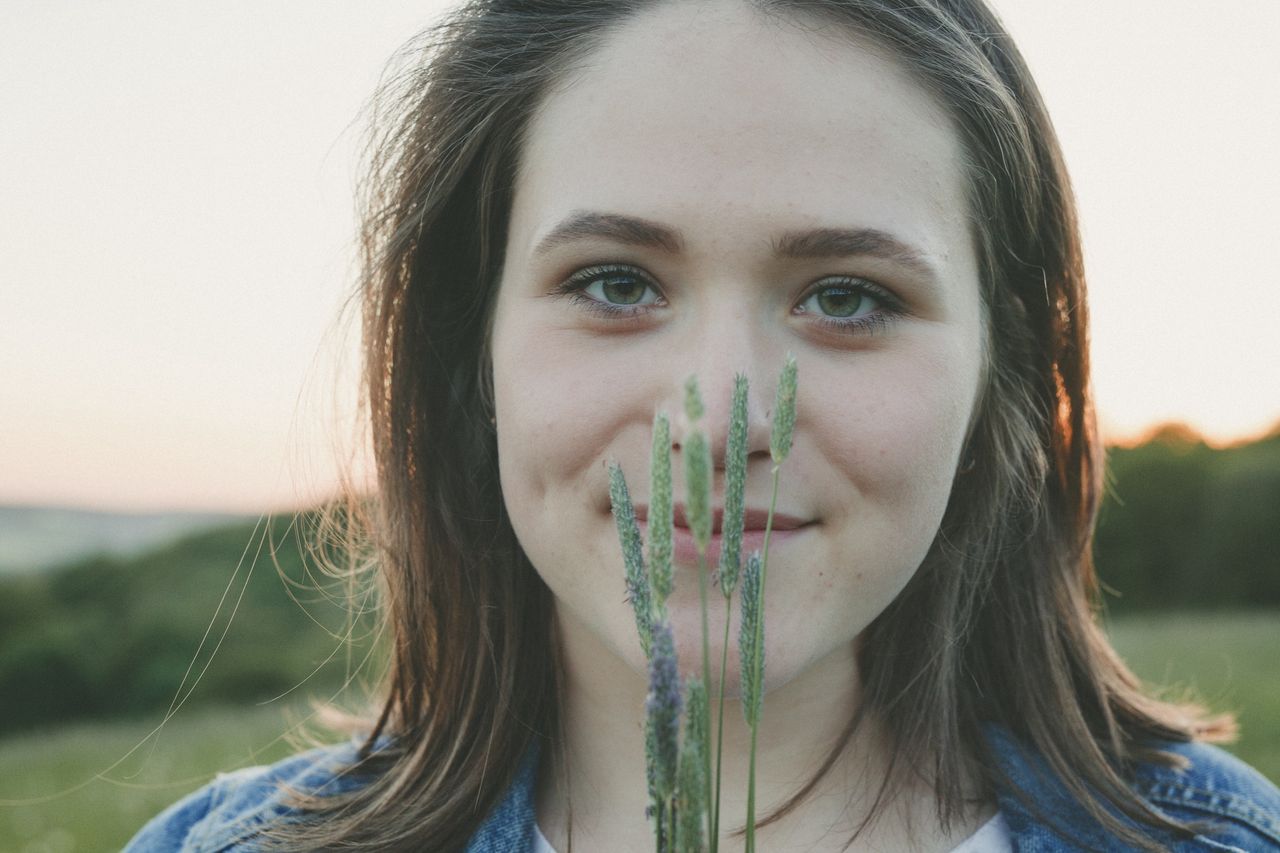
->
xmin=271 ymin=1 xmax=1232 ymax=849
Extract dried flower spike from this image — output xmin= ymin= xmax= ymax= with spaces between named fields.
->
xmin=609 ymin=461 xmax=652 ymax=659
xmin=769 ymin=353 xmax=797 ymax=464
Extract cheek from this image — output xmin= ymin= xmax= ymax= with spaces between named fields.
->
xmin=826 ymin=354 xmax=972 ymax=481
xmin=809 ymin=341 xmax=979 ymax=566
xmin=769 ymin=350 xmax=977 ymax=658
xmin=490 ymin=309 xmax=657 ymax=672
xmin=491 ymin=318 xmax=621 ymax=543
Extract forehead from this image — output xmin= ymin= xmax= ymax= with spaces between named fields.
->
xmin=509 ymin=0 xmax=972 ymax=262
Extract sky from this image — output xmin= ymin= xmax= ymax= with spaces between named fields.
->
xmin=2 ymin=1 xmax=1277 ymax=513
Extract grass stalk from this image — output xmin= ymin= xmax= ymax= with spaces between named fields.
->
xmin=697 ymin=549 xmax=714 ymax=850
xmin=713 ymin=372 xmax=749 ymax=851
xmin=684 ymin=375 xmax=716 ymax=851
xmin=745 ymin=465 xmax=781 ymax=852
xmin=745 ymin=352 xmax=796 ymax=852
xmin=713 ymin=597 xmax=730 ymax=848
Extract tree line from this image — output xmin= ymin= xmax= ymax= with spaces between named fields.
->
xmin=1094 ymin=423 xmax=1280 ymax=612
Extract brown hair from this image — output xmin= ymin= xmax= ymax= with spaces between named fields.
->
xmin=271 ymin=1 xmax=1232 ymax=849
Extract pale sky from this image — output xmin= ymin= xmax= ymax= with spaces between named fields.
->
xmin=2 ymin=1 xmax=1277 ymax=513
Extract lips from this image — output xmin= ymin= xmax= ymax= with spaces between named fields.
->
xmin=633 ymin=503 xmax=812 ymax=533
xmin=633 ymin=506 xmax=814 ymax=566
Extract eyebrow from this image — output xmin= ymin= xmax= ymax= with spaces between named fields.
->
xmin=534 ymin=211 xmax=684 ymax=255
xmin=533 ymin=210 xmax=938 ymax=281
xmin=772 ymin=227 xmax=934 ymax=276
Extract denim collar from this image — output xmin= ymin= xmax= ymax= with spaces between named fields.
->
xmin=464 ymin=739 xmax=542 ymax=852
xmin=981 ymin=725 xmax=1251 ymax=851
xmin=464 ymin=726 xmax=1276 ymax=852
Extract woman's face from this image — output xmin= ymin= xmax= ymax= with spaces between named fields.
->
xmin=491 ymin=0 xmax=985 ymax=691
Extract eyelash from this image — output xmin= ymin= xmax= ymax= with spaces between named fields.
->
xmin=552 ymin=263 xmax=905 ymax=336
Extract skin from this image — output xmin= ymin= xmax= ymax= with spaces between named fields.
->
xmin=490 ymin=1 xmax=989 ymax=849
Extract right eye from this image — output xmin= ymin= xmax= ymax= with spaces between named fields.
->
xmin=553 ymin=264 xmax=664 ymax=319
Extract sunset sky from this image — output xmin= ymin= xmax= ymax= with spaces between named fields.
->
xmin=2 ymin=1 xmax=1277 ymax=513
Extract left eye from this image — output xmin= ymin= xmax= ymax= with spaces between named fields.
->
xmin=575 ymin=267 xmax=661 ymax=308
xmin=553 ymin=264 xmax=664 ymax=318
xmin=794 ymin=277 xmax=904 ymax=336
xmin=796 ymin=282 xmax=879 ymax=319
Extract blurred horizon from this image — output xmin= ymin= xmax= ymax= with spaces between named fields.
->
xmin=2 ymin=1 xmax=1278 ymax=514
xmin=2 ymin=415 xmax=1275 ymax=519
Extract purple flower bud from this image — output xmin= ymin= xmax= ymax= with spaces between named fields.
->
xmin=646 ymin=621 xmax=682 ymax=799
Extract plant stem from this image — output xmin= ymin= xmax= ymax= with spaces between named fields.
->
xmin=713 ymin=595 xmax=730 ymax=850
xmin=696 ymin=550 xmax=714 ymax=851
xmin=746 ymin=699 xmax=758 ymax=853
xmin=745 ymin=463 xmax=781 ymax=853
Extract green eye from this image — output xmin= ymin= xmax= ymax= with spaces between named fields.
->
xmin=797 ymin=277 xmax=904 ymax=337
xmin=597 ymin=274 xmax=650 ymax=305
xmin=814 ymin=287 xmax=867 ymax=318
xmin=554 ymin=264 xmax=663 ymax=319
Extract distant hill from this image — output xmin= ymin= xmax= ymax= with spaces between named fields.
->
xmin=0 ymin=505 xmax=254 ymax=574
xmin=0 ymin=512 xmax=382 ymax=735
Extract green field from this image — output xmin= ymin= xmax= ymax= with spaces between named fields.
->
xmin=1 ymin=611 xmax=1275 ymax=852
xmin=1105 ymin=609 xmax=1280 ymax=783
xmin=0 ymin=701 xmax=336 ymax=853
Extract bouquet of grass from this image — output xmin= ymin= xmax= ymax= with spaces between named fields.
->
xmin=608 ymin=353 xmax=798 ymax=853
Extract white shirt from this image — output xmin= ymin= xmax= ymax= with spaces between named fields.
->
xmin=533 ymin=811 xmax=1013 ymax=852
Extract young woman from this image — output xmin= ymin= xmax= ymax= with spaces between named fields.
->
xmin=127 ymin=1 xmax=1280 ymax=850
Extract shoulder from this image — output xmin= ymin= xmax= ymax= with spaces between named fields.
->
xmin=123 ymin=736 xmax=542 ymax=852
xmin=122 ymin=739 xmax=378 ymax=853
xmin=984 ymin=725 xmax=1280 ymax=851
xmin=1133 ymin=739 xmax=1280 ymax=850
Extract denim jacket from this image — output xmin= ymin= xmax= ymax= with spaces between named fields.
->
xmin=125 ymin=726 xmax=1280 ymax=852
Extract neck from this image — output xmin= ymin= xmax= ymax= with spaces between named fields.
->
xmin=536 ymin=608 xmax=992 ymax=852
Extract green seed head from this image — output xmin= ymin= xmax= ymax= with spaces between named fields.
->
xmin=649 ymin=412 xmax=674 ymax=605
xmin=683 ymin=676 xmax=708 ymax=758
xmin=684 ymin=429 xmax=713 ymax=551
xmin=609 ymin=461 xmax=653 ymax=659
xmin=675 ymin=677 xmax=708 ymax=852
xmin=675 ymin=742 xmax=706 ymax=853
xmin=770 ymin=352 xmax=798 ymax=464
xmin=683 ymin=374 xmax=705 ymax=422
xmin=719 ymin=373 xmax=749 ymax=596
xmin=739 ymin=550 xmax=764 ymax=726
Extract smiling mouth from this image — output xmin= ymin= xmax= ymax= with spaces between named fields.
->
xmin=632 ymin=502 xmax=814 ymax=534
xmin=635 ymin=516 xmax=814 ymax=566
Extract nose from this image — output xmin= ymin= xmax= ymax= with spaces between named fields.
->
xmin=666 ymin=325 xmax=777 ymax=474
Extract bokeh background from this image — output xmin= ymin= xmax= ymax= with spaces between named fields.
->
xmin=2 ymin=2 xmax=1277 ymax=850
